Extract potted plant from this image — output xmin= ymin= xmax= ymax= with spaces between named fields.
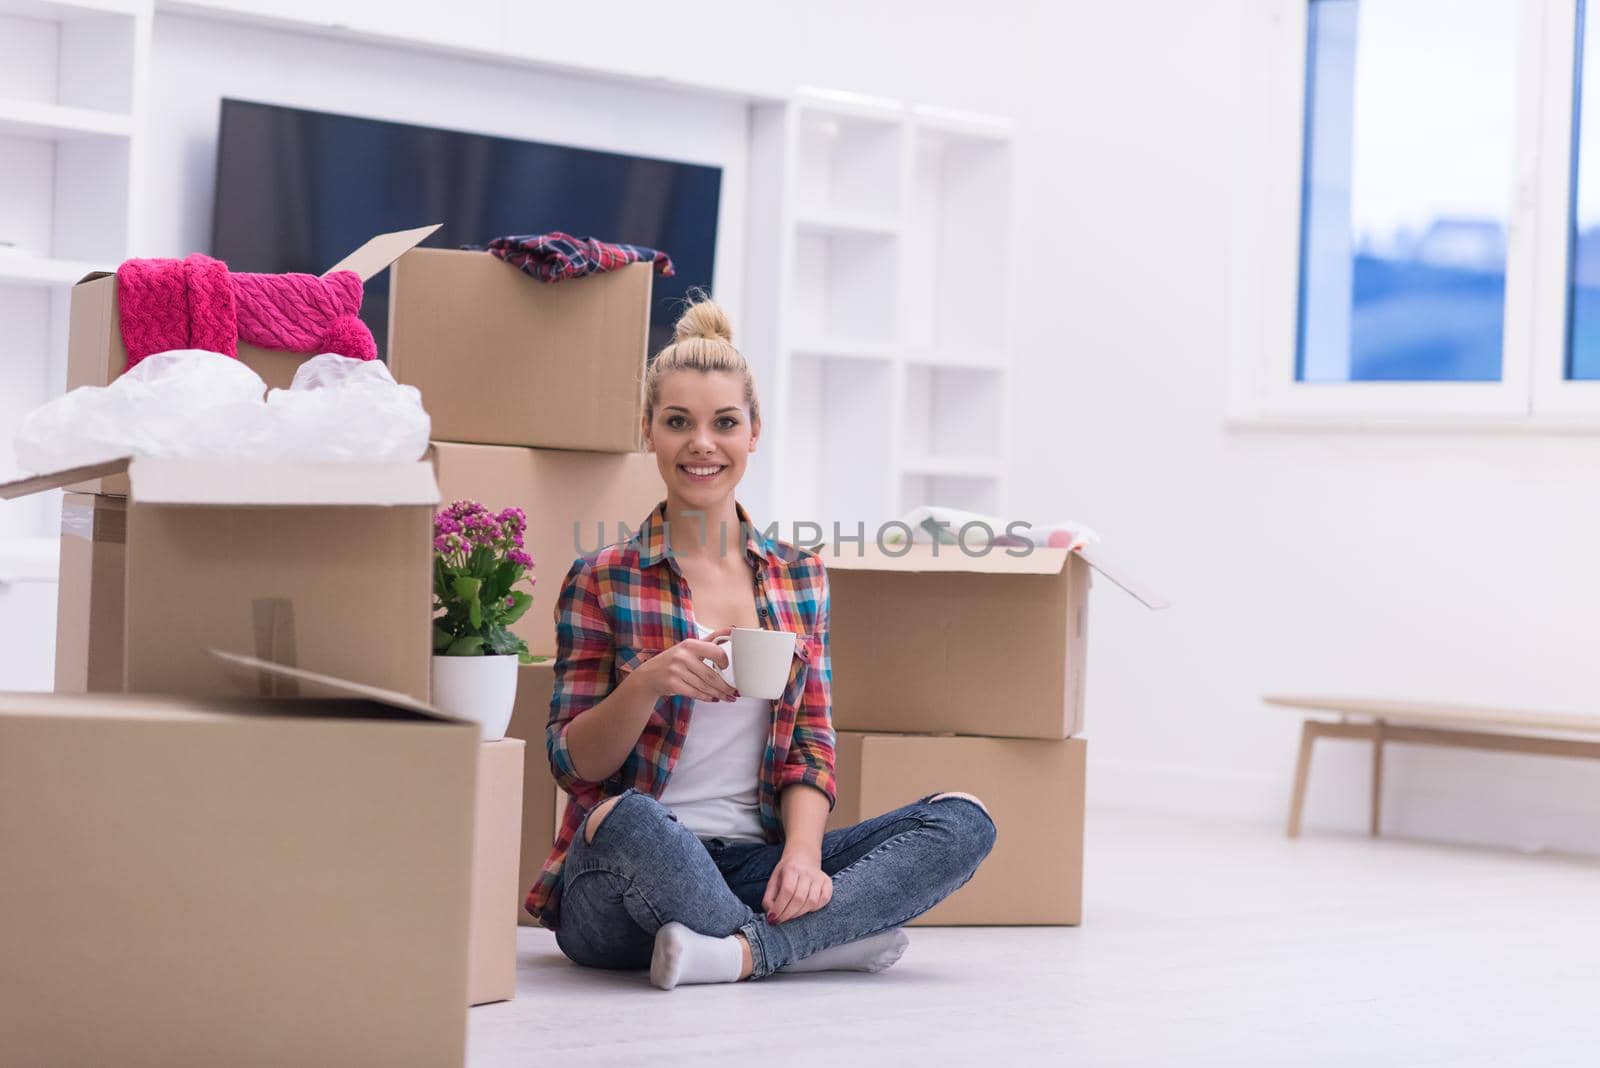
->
xmin=431 ymin=499 xmax=536 ymax=739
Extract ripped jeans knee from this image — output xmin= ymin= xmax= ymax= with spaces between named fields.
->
xmin=930 ymin=791 xmax=991 ymax=818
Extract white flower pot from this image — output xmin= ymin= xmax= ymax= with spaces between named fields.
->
xmin=430 ymin=654 xmax=520 ymax=741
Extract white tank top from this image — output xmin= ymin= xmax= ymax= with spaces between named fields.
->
xmin=657 ymin=623 xmax=772 ymax=842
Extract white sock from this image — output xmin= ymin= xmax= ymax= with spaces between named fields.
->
xmin=779 ymin=928 xmax=910 ymax=975
xmin=650 ymin=921 xmax=745 ymax=990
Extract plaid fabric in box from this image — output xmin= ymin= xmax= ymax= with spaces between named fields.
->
xmin=487 ymin=231 xmax=675 ymax=283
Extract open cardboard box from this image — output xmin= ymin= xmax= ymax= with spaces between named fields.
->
xmin=431 ymin=441 xmax=663 ymax=656
xmin=388 ymin=251 xmax=652 ymax=453
xmin=64 ymin=224 xmax=441 ymax=497
xmin=821 ymin=542 xmax=1165 ymax=739
xmin=2 ymin=455 xmax=438 ymax=701
xmin=0 ymin=652 xmax=478 ymax=1067
xmin=829 ymin=732 xmax=1087 ymax=926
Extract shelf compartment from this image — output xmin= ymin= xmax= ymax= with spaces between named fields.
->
xmin=0 ymin=286 xmax=62 ymax=546
xmin=0 ymin=1 xmax=139 ymax=119
xmin=903 ymin=125 xmax=1013 ymax=353
xmin=0 ymin=131 xmax=130 ymax=263
xmin=790 ymin=227 xmax=898 ymax=344
xmin=900 ymin=472 xmax=1003 ymax=518
xmin=794 ymin=104 xmax=903 ymax=222
xmin=782 ymin=351 xmax=895 ymax=533
xmin=902 ymin=363 xmax=1005 ymax=464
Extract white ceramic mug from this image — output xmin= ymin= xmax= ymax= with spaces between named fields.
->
xmin=712 ymin=627 xmax=797 ymax=700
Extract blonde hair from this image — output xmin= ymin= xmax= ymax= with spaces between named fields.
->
xmin=644 ymin=295 xmax=761 ymax=427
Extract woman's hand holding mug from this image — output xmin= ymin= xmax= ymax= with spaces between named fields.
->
xmin=628 ymin=628 xmax=739 ymax=703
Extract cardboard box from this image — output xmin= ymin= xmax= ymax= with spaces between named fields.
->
xmin=54 ymin=492 xmax=126 ymax=694
xmin=821 ymin=543 xmax=1163 ymax=739
xmin=389 ymin=251 xmax=652 ymax=453
xmin=3 ymin=457 xmax=438 ymax=701
xmin=65 ymin=225 xmax=441 ymax=497
xmin=431 ymin=442 xmax=663 ymax=655
xmin=468 ymin=739 xmax=525 ymax=1005
xmin=504 ymin=661 xmax=559 ymax=926
xmin=828 ymin=733 xmax=1087 ymax=926
xmin=0 ymin=660 xmax=479 ymax=1067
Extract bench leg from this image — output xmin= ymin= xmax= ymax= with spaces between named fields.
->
xmin=1287 ymin=719 xmax=1318 ymax=838
xmin=1370 ymin=720 xmax=1385 ymax=838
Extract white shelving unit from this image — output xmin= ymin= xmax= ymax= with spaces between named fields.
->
xmin=749 ymin=91 xmax=1015 ymax=534
xmin=0 ymin=0 xmax=150 ymax=556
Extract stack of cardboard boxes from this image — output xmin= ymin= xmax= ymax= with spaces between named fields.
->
xmin=386 ymin=247 xmax=667 ymax=928
xmin=821 ymin=540 xmax=1162 ymax=924
xmin=1 ymin=219 xmax=1155 ymax=1063
xmin=0 ymin=231 xmax=664 ymax=1065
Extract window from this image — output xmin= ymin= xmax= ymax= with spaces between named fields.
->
xmin=1570 ymin=0 xmax=1600 ymax=379
xmin=1236 ymin=0 xmax=1600 ymax=422
xmin=1298 ymin=0 xmax=1518 ymax=383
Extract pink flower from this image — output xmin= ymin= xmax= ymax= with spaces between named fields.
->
xmin=505 ymin=595 xmax=516 ymax=608
xmin=507 ymin=548 xmax=533 ymax=568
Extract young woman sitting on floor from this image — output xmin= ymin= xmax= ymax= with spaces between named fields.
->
xmin=528 ymin=296 xmax=996 ymax=989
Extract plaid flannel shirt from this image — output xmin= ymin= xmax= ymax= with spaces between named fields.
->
xmin=527 ymin=502 xmax=835 ymax=930
xmin=486 ymin=231 xmax=675 ymax=284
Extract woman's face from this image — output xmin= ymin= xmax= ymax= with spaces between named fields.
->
xmin=645 ymin=370 xmax=759 ymax=511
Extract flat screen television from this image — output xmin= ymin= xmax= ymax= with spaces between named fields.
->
xmin=211 ymin=99 xmax=722 ymax=357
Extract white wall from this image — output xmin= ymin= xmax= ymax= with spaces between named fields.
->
xmin=1012 ymin=1 xmax=1600 ymax=855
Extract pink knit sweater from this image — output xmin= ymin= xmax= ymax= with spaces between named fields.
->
xmin=115 ymin=253 xmax=376 ymax=370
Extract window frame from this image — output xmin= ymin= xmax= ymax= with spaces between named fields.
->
xmin=1231 ymin=0 xmax=1600 ymax=426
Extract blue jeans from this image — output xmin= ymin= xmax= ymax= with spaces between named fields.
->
xmin=554 ymin=790 xmax=997 ymax=978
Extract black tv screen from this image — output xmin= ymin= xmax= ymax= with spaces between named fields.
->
xmin=211 ymin=99 xmax=722 ymax=357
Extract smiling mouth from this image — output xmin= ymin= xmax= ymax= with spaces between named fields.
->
xmin=679 ymin=463 xmax=727 ymax=480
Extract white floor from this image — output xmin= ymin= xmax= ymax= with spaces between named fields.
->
xmin=468 ymin=807 xmax=1600 ymax=1067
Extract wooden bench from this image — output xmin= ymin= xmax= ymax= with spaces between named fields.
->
xmin=1265 ymin=696 xmax=1600 ymax=838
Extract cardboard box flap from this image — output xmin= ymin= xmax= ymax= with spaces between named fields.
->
xmin=820 ymin=543 xmax=1071 ymax=576
xmin=0 ymin=457 xmax=130 ymax=501
xmin=324 ymin=224 xmax=442 ymax=280
xmin=820 ymin=541 xmax=1169 ymax=609
xmin=211 ymin=650 xmax=463 ymax=723
xmin=77 ymin=270 xmax=112 ymax=285
xmin=1077 ymin=543 xmax=1168 ymax=610
xmin=128 ymin=457 xmax=440 ymax=506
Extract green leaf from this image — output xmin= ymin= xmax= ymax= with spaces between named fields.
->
xmin=484 ymin=627 xmax=523 ymax=657
xmin=432 ymin=624 xmax=454 ymax=652
xmin=445 ymin=635 xmax=485 ymax=656
xmin=452 ymin=576 xmax=483 ymax=629
xmin=502 ymin=590 xmax=533 ymax=625
xmin=526 ymin=655 xmax=551 ymax=664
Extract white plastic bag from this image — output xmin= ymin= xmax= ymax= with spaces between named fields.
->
xmin=14 ymin=350 xmax=267 ymax=473
xmin=13 ymin=349 xmax=431 ymax=473
xmin=891 ymin=504 xmax=1100 ymax=552
xmin=255 ymin=353 xmax=431 ymax=463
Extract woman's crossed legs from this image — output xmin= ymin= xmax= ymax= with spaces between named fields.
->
xmin=554 ymin=789 xmax=996 ymax=985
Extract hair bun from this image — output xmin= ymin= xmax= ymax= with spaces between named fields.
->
xmin=673 ymin=297 xmax=734 ymax=345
